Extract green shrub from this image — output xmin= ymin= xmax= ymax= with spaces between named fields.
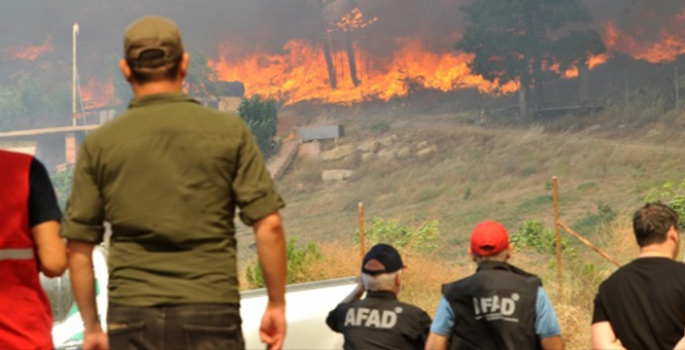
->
xmin=596 ymin=200 xmax=617 ymax=224
xmin=245 ymin=237 xmax=322 ymax=288
xmin=359 ymin=218 xmax=439 ymax=253
xmin=645 ymin=178 xmax=685 ymax=229
xmin=238 ymin=95 xmax=279 ymax=159
xmin=50 ymin=168 xmax=74 ymax=210
xmin=511 ymin=219 xmax=572 ymax=255
xmin=370 ymin=121 xmax=390 ymax=135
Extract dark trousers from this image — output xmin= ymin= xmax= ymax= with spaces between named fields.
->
xmin=107 ymin=303 xmax=244 ymax=350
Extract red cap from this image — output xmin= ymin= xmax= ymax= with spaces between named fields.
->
xmin=470 ymin=220 xmax=510 ymax=257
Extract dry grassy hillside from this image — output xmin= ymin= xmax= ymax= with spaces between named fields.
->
xmin=238 ymin=106 xmax=685 ymax=348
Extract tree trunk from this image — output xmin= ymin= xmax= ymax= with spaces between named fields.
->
xmin=319 ymin=0 xmax=337 ymax=89
xmin=519 ymin=85 xmax=530 ymax=119
xmin=578 ymin=63 xmax=590 ymax=106
xmin=323 ymin=34 xmax=338 ymax=89
xmin=524 ymin=10 xmax=544 ymax=112
xmin=344 ymin=33 xmax=361 ymax=87
xmin=532 ymin=56 xmax=544 ymax=111
xmin=519 ymin=64 xmax=533 ymax=120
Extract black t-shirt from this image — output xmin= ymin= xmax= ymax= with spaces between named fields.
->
xmin=326 ymin=291 xmax=432 ymax=350
xmin=28 ymin=158 xmax=62 ymax=227
xmin=593 ymin=257 xmax=685 ymax=350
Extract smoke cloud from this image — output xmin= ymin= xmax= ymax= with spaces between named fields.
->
xmin=1 ymin=0 xmax=684 ymax=82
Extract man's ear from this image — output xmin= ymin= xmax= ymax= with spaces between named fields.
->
xmin=179 ymin=52 xmax=190 ymax=79
xmin=120 ymin=59 xmax=133 ymax=83
xmin=468 ymin=247 xmax=476 ymax=262
xmin=668 ymin=225 xmax=679 ymax=242
xmin=506 ymin=243 xmax=513 ymax=260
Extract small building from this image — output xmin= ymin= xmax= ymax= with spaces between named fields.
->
xmin=298 ymin=125 xmax=344 ymax=142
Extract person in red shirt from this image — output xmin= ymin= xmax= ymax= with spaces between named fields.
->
xmin=0 ymin=149 xmax=67 ymax=350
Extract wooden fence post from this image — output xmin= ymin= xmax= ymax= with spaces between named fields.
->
xmin=553 ymin=177 xmax=563 ymax=302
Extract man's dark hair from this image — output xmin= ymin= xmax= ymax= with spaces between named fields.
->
xmin=633 ymin=202 xmax=679 ymax=247
xmin=128 ymin=50 xmax=182 ymax=84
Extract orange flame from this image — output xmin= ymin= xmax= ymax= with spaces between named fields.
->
xmin=602 ymin=11 xmax=685 ymax=63
xmin=334 ymin=8 xmax=378 ymax=33
xmin=588 ymin=53 xmax=610 ymax=69
xmin=208 ymin=37 xmax=519 ymax=105
xmin=80 ymin=78 xmax=116 ymax=109
xmin=548 ymin=51 xmax=609 ymax=80
xmin=2 ymin=36 xmax=54 ymax=61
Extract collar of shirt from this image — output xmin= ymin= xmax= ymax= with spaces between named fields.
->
xmin=128 ymin=92 xmax=199 ymax=109
xmin=365 ymin=290 xmax=397 ymax=300
xmin=477 ymin=261 xmax=539 ymax=280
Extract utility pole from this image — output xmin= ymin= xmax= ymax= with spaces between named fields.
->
xmin=72 ymin=23 xmax=79 ymax=127
xmin=676 ymin=64 xmax=680 ymax=110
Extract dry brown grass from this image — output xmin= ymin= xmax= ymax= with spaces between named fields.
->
xmin=238 ymin=218 xmax=655 ymax=349
xmin=265 ymin=108 xmax=685 ymax=348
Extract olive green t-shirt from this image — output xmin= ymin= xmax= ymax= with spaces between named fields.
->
xmin=62 ymin=93 xmax=285 ymax=306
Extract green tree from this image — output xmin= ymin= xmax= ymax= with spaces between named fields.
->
xmin=456 ymin=0 xmax=604 ymax=117
xmin=185 ymin=50 xmax=221 ymax=98
xmin=0 ymin=74 xmax=71 ymax=130
xmin=238 ymin=95 xmax=278 ymax=159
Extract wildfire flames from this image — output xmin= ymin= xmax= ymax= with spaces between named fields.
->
xmin=80 ymin=77 xmax=116 ymax=110
xmin=1 ymin=36 xmax=54 ymax=61
xmin=209 ymin=38 xmax=519 ymax=105
xmin=206 ymin=3 xmax=685 ymax=105
xmin=5 ymin=7 xmax=685 ymax=109
xmin=602 ymin=10 xmax=685 ymax=64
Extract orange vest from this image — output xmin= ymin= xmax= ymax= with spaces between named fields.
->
xmin=0 ymin=150 xmax=54 ymax=350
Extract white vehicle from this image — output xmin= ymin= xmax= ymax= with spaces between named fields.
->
xmin=50 ymin=247 xmax=356 ymax=350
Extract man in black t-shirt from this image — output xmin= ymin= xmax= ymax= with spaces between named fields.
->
xmin=326 ymin=244 xmax=432 ymax=349
xmin=592 ymin=202 xmax=685 ymax=350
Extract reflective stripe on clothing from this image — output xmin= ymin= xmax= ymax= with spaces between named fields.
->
xmin=0 ymin=248 xmax=33 ymax=260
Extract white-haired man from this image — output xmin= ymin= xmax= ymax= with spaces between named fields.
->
xmin=326 ymin=243 xmax=432 ymax=349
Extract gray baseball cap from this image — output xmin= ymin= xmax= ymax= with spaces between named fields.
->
xmin=124 ymin=16 xmax=184 ymax=69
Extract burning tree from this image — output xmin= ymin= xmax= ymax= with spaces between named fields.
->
xmin=456 ymin=0 xmax=606 ymax=117
xmin=318 ymin=0 xmax=376 ymax=89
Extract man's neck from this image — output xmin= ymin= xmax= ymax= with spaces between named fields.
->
xmin=132 ymin=81 xmax=183 ymax=98
xmin=638 ymin=244 xmax=675 ymax=259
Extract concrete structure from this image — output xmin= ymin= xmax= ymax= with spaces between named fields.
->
xmin=298 ymin=125 xmax=344 ymax=142
xmin=0 ymin=125 xmax=99 ymax=173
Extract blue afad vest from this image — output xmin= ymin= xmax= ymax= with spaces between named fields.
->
xmin=442 ymin=261 xmax=541 ymax=350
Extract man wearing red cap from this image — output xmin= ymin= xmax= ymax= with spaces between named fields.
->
xmin=326 ymin=243 xmax=432 ymax=349
xmin=426 ymin=221 xmax=563 ymax=350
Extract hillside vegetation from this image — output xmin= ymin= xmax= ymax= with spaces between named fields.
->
xmin=237 ymin=104 xmax=685 ymax=348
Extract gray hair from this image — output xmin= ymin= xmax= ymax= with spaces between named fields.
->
xmin=362 ymin=271 xmax=400 ymax=291
xmin=474 ymin=249 xmax=509 ymax=264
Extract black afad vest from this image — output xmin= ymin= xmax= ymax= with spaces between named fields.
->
xmin=442 ymin=261 xmax=541 ymax=350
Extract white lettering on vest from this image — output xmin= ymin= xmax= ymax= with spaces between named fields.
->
xmin=473 ymin=293 xmax=520 ymax=322
xmin=366 ymin=309 xmax=381 ymax=327
xmin=381 ymin=309 xmax=397 ymax=328
xmin=356 ymin=308 xmax=370 ymax=325
xmin=344 ymin=308 xmax=356 ymax=326
xmin=343 ymin=307 xmax=399 ymax=329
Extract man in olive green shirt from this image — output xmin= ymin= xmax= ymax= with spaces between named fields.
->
xmin=63 ymin=16 xmax=287 ymax=350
